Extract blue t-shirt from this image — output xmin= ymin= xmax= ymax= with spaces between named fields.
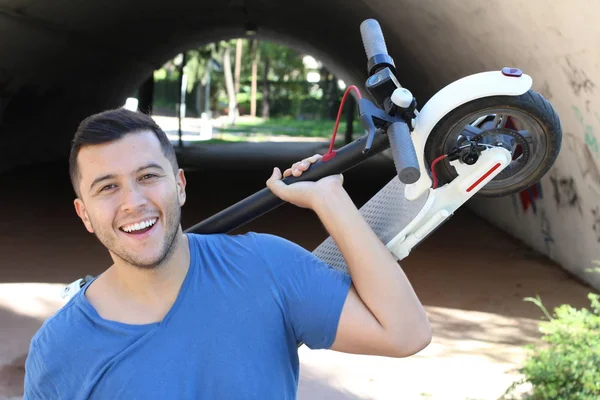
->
xmin=23 ymin=232 xmax=351 ymax=399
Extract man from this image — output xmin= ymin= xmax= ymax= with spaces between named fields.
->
xmin=24 ymin=108 xmax=431 ymax=399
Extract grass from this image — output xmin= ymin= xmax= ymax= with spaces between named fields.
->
xmin=168 ymin=133 xmax=250 ymax=145
xmin=207 ymin=132 xmax=333 ymax=143
xmin=198 ymin=138 xmax=245 ymax=144
xmin=217 ymin=116 xmax=360 ymax=138
xmin=202 ymin=134 xmax=251 ymax=144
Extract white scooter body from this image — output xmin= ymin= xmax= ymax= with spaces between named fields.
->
xmin=383 ymin=69 xmax=532 ymax=260
xmin=386 ymin=146 xmax=512 ymax=260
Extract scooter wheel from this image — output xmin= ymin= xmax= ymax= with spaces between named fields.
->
xmin=424 ymin=89 xmax=562 ymax=197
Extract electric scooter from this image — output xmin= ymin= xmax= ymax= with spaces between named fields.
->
xmin=60 ymin=18 xmax=562 ymax=297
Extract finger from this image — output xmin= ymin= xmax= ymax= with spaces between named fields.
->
xmin=267 ymin=166 xmax=282 ymax=182
xmin=293 ymin=162 xmax=311 ymax=176
xmin=290 ymin=154 xmax=322 ymax=177
xmin=284 ymin=161 xmax=298 ymax=177
xmin=307 ymin=154 xmax=322 ymax=163
xmin=266 ymin=167 xmax=289 ymax=199
xmin=298 ymin=154 xmax=322 ymax=173
xmin=299 ymin=155 xmax=321 ymax=168
xmin=296 ymin=160 xmax=310 ymax=171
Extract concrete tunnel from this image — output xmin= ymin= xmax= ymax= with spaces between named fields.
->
xmin=1 ymin=1 xmax=600 ymax=398
xmin=1 ymin=0 xmax=599 ymax=290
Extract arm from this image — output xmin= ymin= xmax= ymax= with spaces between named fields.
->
xmin=266 ymin=156 xmax=432 ymax=358
xmin=312 ymin=182 xmax=431 ymax=357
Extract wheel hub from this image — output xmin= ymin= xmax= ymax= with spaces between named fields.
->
xmin=456 ymin=127 xmax=531 ymax=180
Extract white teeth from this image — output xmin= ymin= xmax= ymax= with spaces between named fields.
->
xmin=122 ymin=218 xmax=157 ymax=233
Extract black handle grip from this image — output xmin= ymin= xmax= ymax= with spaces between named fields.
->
xmin=387 ymin=122 xmax=420 ymax=184
xmin=360 ymin=18 xmax=389 ymax=59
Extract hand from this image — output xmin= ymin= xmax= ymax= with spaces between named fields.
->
xmin=266 ymin=154 xmax=344 ymax=210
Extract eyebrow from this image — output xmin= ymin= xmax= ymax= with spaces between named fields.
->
xmin=89 ymin=163 xmax=165 ymax=192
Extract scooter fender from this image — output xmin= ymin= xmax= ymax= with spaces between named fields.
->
xmin=405 ymin=69 xmax=533 ymax=200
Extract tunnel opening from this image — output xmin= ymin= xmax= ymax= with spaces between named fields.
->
xmin=143 ymin=38 xmax=356 ymax=132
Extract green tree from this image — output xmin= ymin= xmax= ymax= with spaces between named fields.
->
xmin=153 ymin=38 xmax=341 ymax=121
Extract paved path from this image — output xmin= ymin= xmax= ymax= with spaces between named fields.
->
xmin=0 ymin=141 xmax=594 ymax=399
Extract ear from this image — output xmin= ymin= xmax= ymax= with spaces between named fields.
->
xmin=74 ymin=198 xmax=95 ymax=233
xmin=176 ymin=169 xmax=187 ymax=206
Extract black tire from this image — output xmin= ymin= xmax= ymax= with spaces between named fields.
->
xmin=423 ymin=89 xmax=562 ymax=197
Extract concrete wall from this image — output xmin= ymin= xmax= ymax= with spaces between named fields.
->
xmin=465 ymin=2 xmax=600 ymax=289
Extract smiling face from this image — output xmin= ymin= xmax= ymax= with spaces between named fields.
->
xmin=73 ymin=130 xmax=187 ymax=269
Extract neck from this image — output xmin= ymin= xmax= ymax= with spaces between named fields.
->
xmin=109 ymin=231 xmax=190 ymax=305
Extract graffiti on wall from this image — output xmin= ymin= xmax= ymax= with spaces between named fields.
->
xmin=565 ymin=132 xmax=600 ymax=190
xmin=568 ymin=105 xmax=600 ymax=200
xmin=540 ymin=207 xmax=554 ymax=256
xmin=572 ymin=105 xmax=600 ymax=160
xmin=514 ymin=183 xmax=555 ymax=256
xmin=518 ymin=181 xmax=543 ymax=213
xmin=592 ymin=207 xmax=600 ymax=243
xmin=579 ymin=143 xmax=600 ymax=188
xmin=563 ymin=56 xmax=596 ymax=97
xmin=548 ymin=169 xmax=583 ymax=214
xmin=587 ymin=132 xmax=599 ymax=158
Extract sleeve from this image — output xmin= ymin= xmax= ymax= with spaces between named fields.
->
xmin=23 ymin=342 xmax=60 ymax=400
xmin=252 ymin=232 xmax=352 ymax=350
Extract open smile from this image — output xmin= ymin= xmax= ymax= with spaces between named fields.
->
xmin=119 ymin=218 xmax=158 ymax=237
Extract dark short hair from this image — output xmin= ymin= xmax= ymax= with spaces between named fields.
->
xmin=69 ymin=108 xmax=179 ymax=197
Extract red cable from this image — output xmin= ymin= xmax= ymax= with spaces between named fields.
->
xmin=323 ymin=85 xmax=447 ymax=190
xmin=322 ymin=85 xmax=362 ymax=162
xmin=430 ymin=154 xmax=447 ymax=189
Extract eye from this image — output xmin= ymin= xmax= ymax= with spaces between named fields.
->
xmin=99 ymin=184 xmax=116 ymax=192
xmin=140 ymin=174 xmax=157 ymax=180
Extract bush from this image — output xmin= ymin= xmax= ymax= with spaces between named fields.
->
xmin=518 ymin=293 xmax=600 ymax=399
xmin=505 ymin=265 xmax=600 ymax=400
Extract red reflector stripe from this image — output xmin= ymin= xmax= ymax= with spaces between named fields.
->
xmin=466 ymin=163 xmax=502 ymax=192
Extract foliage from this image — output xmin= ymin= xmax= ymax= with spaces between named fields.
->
xmin=504 ymin=263 xmax=600 ymax=400
xmin=149 ymin=38 xmax=340 ymax=119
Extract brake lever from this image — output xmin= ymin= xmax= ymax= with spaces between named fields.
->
xmin=358 ymin=97 xmax=403 ymax=154
xmin=360 ymin=112 xmax=377 ymax=154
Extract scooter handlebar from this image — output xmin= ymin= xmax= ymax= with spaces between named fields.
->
xmin=360 ymin=18 xmax=389 ymax=60
xmin=387 ymin=122 xmax=420 ymax=184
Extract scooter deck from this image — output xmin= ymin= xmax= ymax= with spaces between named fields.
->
xmin=312 ymin=176 xmax=429 ymax=273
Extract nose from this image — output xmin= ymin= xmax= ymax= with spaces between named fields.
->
xmin=120 ymin=185 xmax=148 ymax=213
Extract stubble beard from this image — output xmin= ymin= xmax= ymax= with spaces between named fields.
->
xmin=90 ymin=196 xmax=183 ymax=270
